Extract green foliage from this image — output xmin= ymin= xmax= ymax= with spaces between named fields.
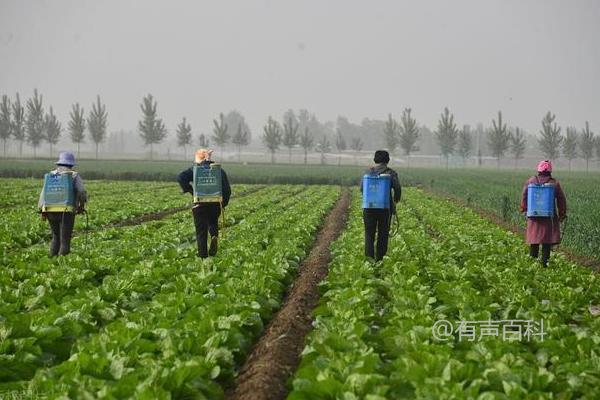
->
xmin=2 ymin=183 xmax=338 ymax=398
xmin=563 ymin=127 xmax=578 ymax=170
xmin=262 ymin=116 xmax=281 ymax=164
xmin=0 ymin=95 xmax=11 ymax=156
xmin=538 ymin=111 xmax=563 ymax=159
xmin=211 ymin=112 xmax=229 ymax=150
xmin=11 ymin=93 xmax=26 ymax=156
xmin=282 ymin=111 xmax=299 ymax=162
xmin=88 ymin=95 xmax=108 ymax=159
xmin=335 ymin=128 xmax=346 ymax=166
xmin=291 ymin=188 xmax=600 ymax=399
xmin=197 ymin=133 xmax=209 ymax=148
xmin=231 ymin=123 xmax=250 ymax=162
xmin=579 ymin=122 xmax=595 ymax=171
xmin=138 ymin=94 xmax=165 ymax=160
xmin=509 ymin=127 xmax=527 ymax=166
xmin=399 ymin=108 xmax=420 ymax=157
xmin=299 ymin=127 xmax=314 ymax=164
xmin=175 ymin=117 xmax=192 ymax=160
xmin=383 ymin=113 xmax=399 ymax=154
xmin=457 ymin=125 xmax=473 ymax=161
xmin=435 ymin=107 xmax=459 ymax=167
xmin=68 ymin=103 xmax=86 ymax=157
xmin=43 ymin=106 xmax=62 ymax=156
xmin=25 ymin=89 xmax=45 ymax=157
xmin=315 ymin=135 xmax=331 ymax=165
xmin=223 ymin=110 xmax=251 ymax=143
xmin=488 ymin=111 xmax=511 ymax=167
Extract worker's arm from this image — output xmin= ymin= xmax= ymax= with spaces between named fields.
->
xmin=221 ymin=169 xmax=232 ymax=207
xmin=177 ymin=168 xmax=194 ymax=194
xmin=392 ymin=172 xmax=401 ymax=203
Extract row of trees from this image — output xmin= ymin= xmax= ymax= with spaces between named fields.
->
xmin=259 ymin=110 xmax=364 ymax=164
xmin=0 ymin=91 xmax=107 ymax=158
xmin=382 ymin=107 xmax=600 ymax=171
xmin=2 ymin=90 xmax=599 ymax=168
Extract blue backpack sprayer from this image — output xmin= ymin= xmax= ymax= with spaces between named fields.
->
xmin=193 ymin=163 xmax=226 ymax=236
xmin=526 ymin=180 xmax=555 ymax=218
xmin=40 ymin=171 xmax=90 ymax=263
xmin=361 ymin=172 xmax=399 ymax=236
xmin=526 ymin=178 xmax=567 ymax=240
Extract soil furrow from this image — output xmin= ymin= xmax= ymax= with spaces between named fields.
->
xmin=228 ymin=189 xmax=351 ymax=400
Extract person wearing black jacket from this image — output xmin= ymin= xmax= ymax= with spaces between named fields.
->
xmin=177 ymin=149 xmax=231 ymax=258
xmin=360 ymin=150 xmax=402 ymax=261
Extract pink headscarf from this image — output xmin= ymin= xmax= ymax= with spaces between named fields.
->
xmin=537 ymin=160 xmax=552 ymax=173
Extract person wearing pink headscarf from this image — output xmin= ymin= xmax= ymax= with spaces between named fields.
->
xmin=520 ymin=160 xmax=567 ymax=267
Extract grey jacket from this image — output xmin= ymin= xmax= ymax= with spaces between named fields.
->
xmin=38 ymin=167 xmax=88 ymax=210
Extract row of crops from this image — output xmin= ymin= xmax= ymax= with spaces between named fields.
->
xmin=403 ymin=169 xmax=600 ymax=263
xmin=1 ymin=181 xmax=340 ymax=398
xmin=2 ymin=177 xmax=599 ymax=399
xmin=289 ymin=189 xmax=600 ymax=399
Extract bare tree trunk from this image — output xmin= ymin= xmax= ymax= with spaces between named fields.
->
xmin=568 ymin=159 xmax=572 ymax=171
xmin=338 ymin=153 xmax=341 ymax=166
xmin=150 ymin=143 xmax=153 ymax=160
xmin=77 ymin=142 xmax=80 ymax=158
xmin=288 ymin=148 xmax=292 ymax=164
xmin=586 ymin=159 xmax=589 ymax=173
xmin=2 ymin=139 xmax=6 ymax=158
xmin=19 ymin=141 xmax=23 ymax=157
xmin=95 ymin=143 xmax=99 ymax=160
xmin=183 ymin=145 xmax=187 ymax=161
xmin=33 ymin=146 xmax=37 ymax=159
xmin=238 ymin=144 xmax=241 ymax=163
xmin=497 ymin=157 xmax=500 ymax=169
xmin=304 ymin=149 xmax=307 ymax=164
xmin=49 ymin=143 xmax=53 ymax=157
xmin=271 ymin=151 xmax=275 ymax=164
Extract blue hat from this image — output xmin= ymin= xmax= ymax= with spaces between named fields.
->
xmin=56 ymin=151 xmax=76 ymax=166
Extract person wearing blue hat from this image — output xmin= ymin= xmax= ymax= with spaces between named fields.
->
xmin=38 ymin=151 xmax=88 ymax=256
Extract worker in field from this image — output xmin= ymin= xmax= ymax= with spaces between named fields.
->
xmin=177 ymin=148 xmax=231 ymax=258
xmin=360 ymin=150 xmax=401 ymax=261
xmin=38 ymin=151 xmax=87 ymax=257
xmin=520 ymin=160 xmax=567 ymax=267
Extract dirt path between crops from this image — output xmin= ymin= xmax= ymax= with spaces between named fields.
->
xmin=76 ymin=186 xmax=267 ymax=232
xmin=228 ymin=188 xmax=351 ymax=400
xmin=420 ymin=187 xmax=600 ymax=272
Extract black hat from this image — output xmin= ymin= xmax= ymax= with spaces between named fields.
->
xmin=374 ymin=150 xmax=390 ymax=164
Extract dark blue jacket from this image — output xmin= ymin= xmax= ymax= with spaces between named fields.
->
xmin=177 ymin=161 xmax=231 ymax=207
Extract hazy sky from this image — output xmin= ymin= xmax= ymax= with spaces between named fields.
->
xmin=1 ymin=0 xmax=599 ymax=137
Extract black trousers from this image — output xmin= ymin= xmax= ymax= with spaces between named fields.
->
xmin=46 ymin=212 xmax=76 ymax=257
xmin=192 ymin=204 xmax=221 ymax=258
xmin=363 ymin=208 xmax=392 ymax=261
xmin=530 ymin=244 xmax=552 ymax=267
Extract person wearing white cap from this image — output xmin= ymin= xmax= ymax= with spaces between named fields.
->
xmin=177 ymin=148 xmax=231 ymax=258
xmin=38 ymin=151 xmax=88 ymax=256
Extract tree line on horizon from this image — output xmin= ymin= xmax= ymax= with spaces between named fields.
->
xmin=1 ymin=90 xmax=599 ymax=170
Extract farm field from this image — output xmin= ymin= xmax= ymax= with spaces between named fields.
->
xmin=1 ymin=177 xmax=599 ymax=399
xmin=405 ymin=169 xmax=600 ymax=263
xmin=1 ymin=181 xmax=340 ymax=398
xmin=290 ymin=189 xmax=600 ymax=399
xmin=2 ymin=161 xmax=598 ymax=263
